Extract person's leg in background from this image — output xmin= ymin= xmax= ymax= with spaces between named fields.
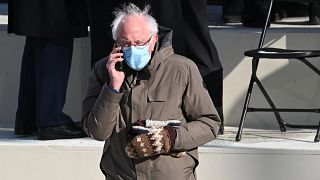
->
xmin=14 ymin=37 xmax=86 ymax=140
xmin=241 ymin=0 xmax=269 ymax=28
xmin=34 ymin=37 xmax=86 ymax=140
xmin=15 ymin=37 xmax=37 ymax=135
xmin=309 ymin=2 xmax=320 ymax=25
xmin=222 ymin=0 xmax=244 ymax=23
xmin=35 ymin=38 xmax=74 ymax=127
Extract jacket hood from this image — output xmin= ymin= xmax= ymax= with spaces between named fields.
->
xmin=156 ymin=26 xmax=173 ymax=50
xmin=147 ymin=26 xmax=174 ymax=72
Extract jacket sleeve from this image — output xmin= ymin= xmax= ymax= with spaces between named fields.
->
xmin=81 ymin=63 xmax=126 ymax=141
xmin=173 ymin=61 xmax=221 ymax=151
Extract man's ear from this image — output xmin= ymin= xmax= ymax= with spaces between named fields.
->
xmin=153 ymin=35 xmax=159 ymax=43
xmin=150 ymin=35 xmax=158 ymax=52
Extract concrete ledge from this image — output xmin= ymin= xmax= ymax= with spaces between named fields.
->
xmin=0 ymin=128 xmax=104 ymax=180
xmin=199 ymin=127 xmax=320 ymax=180
xmin=1 ymin=127 xmax=320 ymax=180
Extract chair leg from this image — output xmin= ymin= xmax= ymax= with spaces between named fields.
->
xmin=236 ymin=57 xmax=261 ymax=141
xmin=255 ymin=78 xmax=286 ymax=132
xmin=299 ymin=58 xmax=320 ymax=76
xmin=236 ymin=76 xmax=255 ymax=142
xmin=314 ymin=120 xmax=320 ymax=142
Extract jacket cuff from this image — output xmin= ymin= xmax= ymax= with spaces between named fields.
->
xmin=171 ymin=127 xmax=182 ymax=151
xmin=98 ymin=84 xmax=123 ymax=103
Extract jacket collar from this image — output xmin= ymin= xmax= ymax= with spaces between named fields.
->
xmin=144 ymin=26 xmax=174 ymax=74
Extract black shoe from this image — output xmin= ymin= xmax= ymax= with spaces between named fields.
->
xmin=38 ymin=122 xmax=87 ymax=140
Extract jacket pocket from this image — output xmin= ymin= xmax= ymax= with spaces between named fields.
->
xmin=145 ymin=90 xmax=168 ymax=119
xmin=147 ymin=90 xmax=167 ymax=102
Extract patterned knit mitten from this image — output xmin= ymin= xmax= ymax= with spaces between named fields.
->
xmin=126 ymin=125 xmax=176 ymax=159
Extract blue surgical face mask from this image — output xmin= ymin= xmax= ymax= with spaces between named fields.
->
xmin=122 ymin=45 xmax=151 ymax=71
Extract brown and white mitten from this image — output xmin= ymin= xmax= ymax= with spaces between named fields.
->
xmin=126 ymin=125 xmax=176 ymax=159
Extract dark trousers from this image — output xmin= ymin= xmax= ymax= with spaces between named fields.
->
xmin=15 ymin=37 xmax=74 ymax=130
xmin=223 ymin=0 xmax=244 ymax=16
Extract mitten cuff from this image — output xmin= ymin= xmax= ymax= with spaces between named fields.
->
xmin=164 ymin=125 xmax=177 ymax=150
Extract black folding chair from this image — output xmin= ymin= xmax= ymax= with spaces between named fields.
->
xmin=235 ymin=0 xmax=320 ymax=142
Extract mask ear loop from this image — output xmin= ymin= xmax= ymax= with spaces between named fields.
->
xmin=147 ymin=36 xmax=154 ymax=48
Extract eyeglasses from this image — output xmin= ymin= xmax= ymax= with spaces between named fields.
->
xmin=116 ymin=36 xmax=153 ymax=49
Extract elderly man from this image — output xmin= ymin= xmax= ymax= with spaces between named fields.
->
xmin=81 ymin=3 xmax=221 ymax=180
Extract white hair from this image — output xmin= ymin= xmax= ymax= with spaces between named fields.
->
xmin=111 ymin=3 xmax=158 ymax=40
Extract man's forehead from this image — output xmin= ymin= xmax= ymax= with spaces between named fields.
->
xmin=119 ymin=16 xmax=150 ymax=36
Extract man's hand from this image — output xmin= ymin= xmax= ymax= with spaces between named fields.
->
xmin=126 ymin=125 xmax=177 ymax=159
xmin=106 ymin=46 xmax=125 ymax=91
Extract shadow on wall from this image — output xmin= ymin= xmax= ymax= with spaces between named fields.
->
xmin=0 ymin=34 xmax=24 ymax=128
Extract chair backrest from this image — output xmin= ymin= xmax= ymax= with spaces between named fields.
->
xmin=257 ymin=0 xmax=274 ymax=50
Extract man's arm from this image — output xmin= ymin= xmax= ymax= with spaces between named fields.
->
xmin=173 ymin=61 xmax=221 ymax=151
xmin=81 ymin=62 xmax=125 ymax=141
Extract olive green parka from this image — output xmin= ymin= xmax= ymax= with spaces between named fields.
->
xmin=81 ymin=27 xmax=221 ymax=180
